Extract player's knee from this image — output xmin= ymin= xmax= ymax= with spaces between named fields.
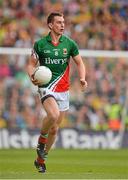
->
xmin=49 ymin=126 xmax=59 ymax=135
xmin=48 ymin=111 xmax=60 ymax=124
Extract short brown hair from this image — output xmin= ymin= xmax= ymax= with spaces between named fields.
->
xmin=47 ymin=12 xmax=64 ymax=24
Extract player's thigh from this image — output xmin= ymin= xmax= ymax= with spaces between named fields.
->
xmin=57 ymin=111 xmax=66 ymax=125
xmin=43 ymin=97 xmax=60 ymax=118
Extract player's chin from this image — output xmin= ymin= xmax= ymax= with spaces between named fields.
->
xmin=59 ymin=30 xmax=64 ymax=35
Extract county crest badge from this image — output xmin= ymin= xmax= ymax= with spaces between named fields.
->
xmin=63 ymin=48 xmax=67 ymax=55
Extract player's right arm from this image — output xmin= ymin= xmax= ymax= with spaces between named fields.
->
xmin=26 ymin=50 xmax=40 ymax=86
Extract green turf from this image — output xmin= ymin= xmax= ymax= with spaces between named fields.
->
xmin=0 ymin=148 xmax=128 ymax=179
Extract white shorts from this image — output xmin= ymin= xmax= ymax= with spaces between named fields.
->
xmin=38 ymin=88 xmax=69 ymax=111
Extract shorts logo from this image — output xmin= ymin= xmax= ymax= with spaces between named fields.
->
xmin=63 ymin=48 xmax=67 ymax=55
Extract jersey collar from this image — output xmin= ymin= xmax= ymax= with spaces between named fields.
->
xmin=46 ymin=32 xmax=64 ymax=42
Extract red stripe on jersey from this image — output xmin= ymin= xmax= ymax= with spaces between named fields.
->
xmin=53 ymin=66 xmax=70 ymax=92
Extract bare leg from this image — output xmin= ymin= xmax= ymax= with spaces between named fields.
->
xmin=45 ymin=111 xmax=66 ymax=153
xmin=41 ymin=97 xmax=60 ymax=134
xmin=36 ymin=97 xmax=60 ymax=164
xmin=35 ymin=97 xmax=66 ymax=173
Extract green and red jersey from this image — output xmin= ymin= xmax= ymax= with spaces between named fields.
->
xmin=32 ymin=33 xmax=79 ymax=92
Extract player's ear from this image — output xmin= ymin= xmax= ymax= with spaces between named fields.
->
xmin=48 ymin=23 xmax=53 ymax=29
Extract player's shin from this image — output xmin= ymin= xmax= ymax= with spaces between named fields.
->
xmin=45 ymin=125 xmax=59 ymax=153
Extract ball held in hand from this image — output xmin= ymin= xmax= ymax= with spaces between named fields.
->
xmin=33 ymin=66 xmax=52 ymax=85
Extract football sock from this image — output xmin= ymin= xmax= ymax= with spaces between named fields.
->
xmin=38 ymin=133 xmax=48 ymax=144
xmin=37 ymin=133 xmax=48 ymax=164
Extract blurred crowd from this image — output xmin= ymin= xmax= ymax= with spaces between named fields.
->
xmin=0 ymin=0 xmax=128 ymax=131
xmin=0 ymin=0 xmax=128 ymax=50
xmin=0 ymin=54 xmax=128 ymax=131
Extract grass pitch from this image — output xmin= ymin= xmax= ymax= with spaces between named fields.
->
xmin=0 ymin=148 xmax=128 ymax=179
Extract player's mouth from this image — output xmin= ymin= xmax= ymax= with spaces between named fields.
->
xmin=60 ymin=29 xmax=64 ymax=32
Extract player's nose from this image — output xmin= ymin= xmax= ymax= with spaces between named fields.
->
xmin=61 ymin=22 xmax=64 ymax=28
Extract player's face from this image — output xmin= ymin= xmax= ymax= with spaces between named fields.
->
xmin=50 ymin=16 xmax=65 ymax=35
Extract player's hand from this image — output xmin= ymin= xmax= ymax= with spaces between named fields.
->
xmin=80 ymin=79 xmax=88 ymax=91
xmin=30 ymin=74 xmax=40 ymax=86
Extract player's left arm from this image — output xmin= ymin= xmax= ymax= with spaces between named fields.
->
xmin=73 ymin=54 xmax=88 ymax=91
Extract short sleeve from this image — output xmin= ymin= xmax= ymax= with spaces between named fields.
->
xmin=31 ymin=41 xmax=39 ymax=60
xmin=70 ymin=40 xmax=79 ymax=57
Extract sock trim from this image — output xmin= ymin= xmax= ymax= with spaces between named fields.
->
xmin=40 ymin=133 xmax=48 ymax=138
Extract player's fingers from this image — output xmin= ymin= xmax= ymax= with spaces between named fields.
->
xmin=30 ymin=73 xmax=39 ymax=85
xmin=80 ymin=81 xmax=88 ymax=91
xmin=80 ymin=79 xmax=88 ymax=87
xmin=84 ymin=81 xmax=88 ymax=87
xmin=31 ymin=78 xmax=40 ymax=86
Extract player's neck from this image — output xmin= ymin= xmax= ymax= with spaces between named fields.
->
xmin=50 ymin=31 xmax=61 ymax=44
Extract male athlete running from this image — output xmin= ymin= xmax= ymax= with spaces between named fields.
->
xmin=27 ymin=12 xmax=87 ymax=173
